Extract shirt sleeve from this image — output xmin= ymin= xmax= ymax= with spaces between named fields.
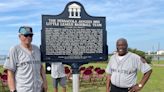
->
xmin=136 ymin=57 xmax=152 ymax=74
xmin=106 ymin=59 xmax=112 ymax=74
xmin=3 ymin=47 xmax=17 ymax=72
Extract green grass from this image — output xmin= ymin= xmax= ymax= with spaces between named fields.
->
xmin=46 ymin=62 xmax=108 ymax=92
xmin=140 ymin=66 xmax=164 ymax=92
xmin=0 ymin=62 xmax=164 ymax=92
xmin=0 ymin=65 xmax=4 ymax=73
xmin=152 ymin=60 xmax=164 ymax=64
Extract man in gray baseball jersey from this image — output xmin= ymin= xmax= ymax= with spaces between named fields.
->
xmin=106 ymin=38 xmax=152 ymax=92
xmin=3 ymin=26 xmax=48 ymax=92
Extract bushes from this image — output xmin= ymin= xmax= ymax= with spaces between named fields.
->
xmin=128 ymin=48 xmax=152 ymax=64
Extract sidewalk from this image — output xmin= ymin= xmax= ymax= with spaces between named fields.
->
xmin=153 ymin=64 xmax=164 ymax=67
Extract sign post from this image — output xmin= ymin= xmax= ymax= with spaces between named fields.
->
xmin=41 ymin=1 xmax=108 ymax=92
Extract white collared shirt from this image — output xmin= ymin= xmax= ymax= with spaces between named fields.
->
xmin=51 ymin=62 xmax=66 ymax=78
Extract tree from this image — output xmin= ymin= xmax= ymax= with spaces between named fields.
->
xmin=128 ymin=48 xmax=152 ymax=64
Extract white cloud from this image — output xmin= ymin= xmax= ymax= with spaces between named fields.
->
xmin=3 ymin=21 xmax=40 ymax=27
xmin=0 ymin=1 xmax=28 ymax=12
xmin=0 ymin=12 xmax=41 ymax=22
xmin=0 ymin=16 xmax=20 ymax=22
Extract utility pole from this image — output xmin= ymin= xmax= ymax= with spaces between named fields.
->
xmin=152 ymin=45 xmax=155 ymax=61
xmin=158 ymin=42 xmax=160 ymax=64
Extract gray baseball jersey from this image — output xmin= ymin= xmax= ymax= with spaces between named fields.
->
xmin=3 ymin=44 xmax=43 ymax=92
xmin=106 ymin=52 xmax=151 ymax=88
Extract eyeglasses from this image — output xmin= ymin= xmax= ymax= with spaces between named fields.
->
xmin=23 ymin=34 xmax=33 ymax=37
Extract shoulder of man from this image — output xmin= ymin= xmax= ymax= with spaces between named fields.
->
xmin=140 ymin=57 xmax=147 ymax=63
xmin=32 ymin=44 xmax=40 ymax=50
xmin=128 ymin=52 xmax=139 ymax=57
xmin=129 ymin=52 xmax=147 ymax=63
xmin=31 ymin=44 xmax=39 ymax=48
xmin=9 ymin=45 xmax=20 ymax=53
xmin=109 ymin=53 xmax=116 ymax=60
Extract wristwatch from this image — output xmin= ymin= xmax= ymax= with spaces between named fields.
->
xmin=138 ymin=84 xmax=142 ymax=88
xmin=10 ymin=90 xmax=17 ymax=92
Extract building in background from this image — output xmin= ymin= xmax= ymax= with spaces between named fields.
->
xmin=157 ymin=50 xmax=164 ymax=55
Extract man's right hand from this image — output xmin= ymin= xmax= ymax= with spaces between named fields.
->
xmin=106 ymin=88 xmax=110 ymax=92
xmin=7 ymin=69 xmax=16 ymax=91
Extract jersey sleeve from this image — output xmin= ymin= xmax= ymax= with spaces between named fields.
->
xmin=3 ymin=47 xmax=17 ymax=72
xmin=106 ymin=58 xmax=112 ymax=74
xmin=136 ymin=57 xmax=152 ymax=74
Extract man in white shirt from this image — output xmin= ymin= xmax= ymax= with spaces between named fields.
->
xmin=106 ymin=38 xmax=152 ymax=92
xmin=51 ymin=62 xmax=67 ymax=92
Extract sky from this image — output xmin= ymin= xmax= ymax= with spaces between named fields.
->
xmin=0 ymin=0 xmax=164 ymax=55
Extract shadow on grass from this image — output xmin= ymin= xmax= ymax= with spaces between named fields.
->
xmin=80 ymin=87 xmax=100 ymax=92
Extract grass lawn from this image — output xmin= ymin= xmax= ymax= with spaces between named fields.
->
xmin=152 ymin=60 xmax=164 ymax=64
xmin=0 ymin=60 xmax=164 ymax=92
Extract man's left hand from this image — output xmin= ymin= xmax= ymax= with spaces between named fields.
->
xmin=128 ymin=84 xmax=142 ymax=92
xmin=42 ymin=81 xmax=48 ymax=92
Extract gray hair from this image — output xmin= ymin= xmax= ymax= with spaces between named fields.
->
xmin=116 ymin=38 xmax=128 ymax=45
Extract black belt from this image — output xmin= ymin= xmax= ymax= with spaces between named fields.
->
xmin=110 ymin=83 xmax=129 ymax=92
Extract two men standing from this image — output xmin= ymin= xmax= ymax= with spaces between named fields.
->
xmin=3 ymin=26 xmax=152 ymax=92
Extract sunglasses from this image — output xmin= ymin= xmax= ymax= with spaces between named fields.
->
xmin=23 ymin=34 xmax=33 ymax=37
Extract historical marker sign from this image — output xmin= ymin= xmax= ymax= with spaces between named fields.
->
xmin=41 ymin=1 xmax=108 ymax=63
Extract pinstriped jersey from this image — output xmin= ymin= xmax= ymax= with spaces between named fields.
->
xmin=3 ymin=44 xmax=43 ymax=92
xmin=106 ymin=52 xmax=151 ymax=88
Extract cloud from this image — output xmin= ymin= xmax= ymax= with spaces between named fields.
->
xmin=0 ymin=0 xmax=42 ymax=12
xmin=0 ymin=12 xmax=41 ymax=22
xmin=4 ymin=22 xmax=40 ymax=27
xmin=0 ymin=16 xmax=20 ymax=22
xmin=0 ymin=1 xmax=28 ymax=12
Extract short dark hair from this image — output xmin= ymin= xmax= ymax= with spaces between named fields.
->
xmin=116 ymin=38 xmax=128 ymax=46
